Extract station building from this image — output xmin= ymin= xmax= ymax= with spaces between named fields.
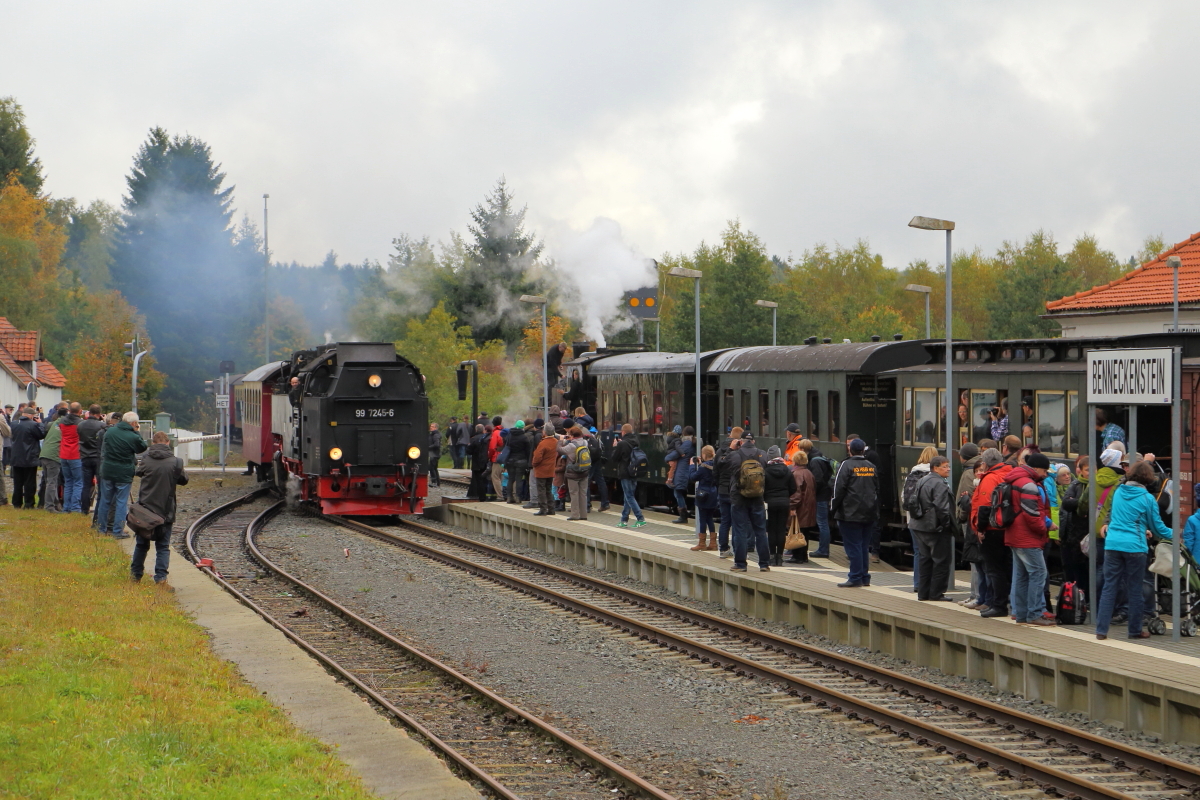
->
xmin=0 ymin=317 xmax=66 ymax=410
xmin=1046 ymin=230 xmax=1200 ymax=337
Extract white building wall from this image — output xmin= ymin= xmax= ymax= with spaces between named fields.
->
xmin=1053 ymin=309 xmax=1200 ymax=339
xmin=0 ymin=370 xmax=23 ymax=411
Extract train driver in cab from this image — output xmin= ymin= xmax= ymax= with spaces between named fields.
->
xmin=289 ymin=376 xmax=303 ymax=407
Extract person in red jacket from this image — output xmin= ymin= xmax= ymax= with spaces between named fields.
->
xmin=1004 ymin=452 xmax=1057 ymax=625
xmin=971 ymin=449 xmax=1013 ymax=618
xmin=58 ymin=402 xmax=84 ymax=513
xmin=487 ymin=416 xmax=506 ymax=501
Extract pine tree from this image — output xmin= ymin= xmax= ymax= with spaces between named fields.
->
xmin=111 ymin=128 xmax=256 ymax=422
xmin=0 ymin=98 xmax=44 ymax=194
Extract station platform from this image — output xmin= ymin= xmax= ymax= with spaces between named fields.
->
xmin=431 ymin=496 xmax=1200 ymax=745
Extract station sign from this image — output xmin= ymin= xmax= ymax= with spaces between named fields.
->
xmin=1086 ymin=348 xmax=1174 ymax=405
xmin=215 ymin=394 xmax=229 ymax=409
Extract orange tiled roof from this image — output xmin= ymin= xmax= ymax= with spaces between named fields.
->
xmin=0 ymin=346 xmax=33 ymax=385
xmin=1046 ymin=232 xmax=1200 ymax=312
xmin=34 ymin=360 xmax=66 ymax=388
xmin=0 ymin=318 xmax=16 ymax=332
xmin=0 ymin=330 xmax=39 ymax=361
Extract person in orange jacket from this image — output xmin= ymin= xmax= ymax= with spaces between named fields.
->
xmin=971 ymin=448 xmax=1013 ymax=618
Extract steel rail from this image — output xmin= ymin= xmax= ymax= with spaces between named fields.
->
xmin=333 ymin=514 xmax=1200 ymax=800
xmin=185 ymin=494 xmax=676 ymax=800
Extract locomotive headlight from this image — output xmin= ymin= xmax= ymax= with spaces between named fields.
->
xmin=368 ymin=374 xmax=382 ymax=388
xmin=329 ymin=447 xmax=343 ymax=461
xmin=407 ymin=446 xmax=421 ymax=460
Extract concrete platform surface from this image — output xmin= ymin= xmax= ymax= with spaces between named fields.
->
xmin=121 ymin=535 xmax=479 ymax=800
xmin=439 ymin=499 xmax=1200 ymax=745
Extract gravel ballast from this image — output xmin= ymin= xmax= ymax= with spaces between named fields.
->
xmin=258 ymin=510 xmax=1020 ymax=800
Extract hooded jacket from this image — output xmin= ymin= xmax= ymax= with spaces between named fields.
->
xmin=611 ymin=433 xmax=640 ymax=480
xmin=831 ymin=454 xmax=879 ymax=522
xmin=908 ymin=471 xmax=954 ymax=535
xmin=39 ymin=417 xmax=62 ymax=461
xmin=665 ymin=437 xmax=695 ymax=489
xmin=531 ymin=433 xmax=559 ymax=479
xmin=506 ymin=427 xmax=530 ymax=467
xmin=714 ymin=437 xmax=738 ymax=498
xmin=1002 ymin=465 xmax=1051 ymax=549
xmin=58 ymin=413 xmax=81 ymax=461
xmin=956 ymin=455 xmax=981 ymax=505
xmin=726 ymin=443 xmax=767 ymax=507
xmin=1059 ymin=476 xmax=1089 ymax=546
xmin=135 ymin=443 xmax=189 ymax=525
xmin=11 ymin=416 xmax=45 ymax=468
xmin=99 ymin=422 xmax=148 ymax=484
xmin=694 ymin=459 xmax=719 ymax=509
xmin=789 ymin=464 xmax=816 ymax=526
xmin=763 ymin=459 xmax=796 ymax=507
xmin=972 ymin=462 xmax=1013 ymax=533
xmin=1105 ymin=481 xmax=1171 ymax=553
xmin=78 ymin=416 xmax=105 ymax=459
xmin=428 ymin=428 xmax=442 ymax=457
xmin=806 ymin=446 xmax=834 ymax=502
xmin=1094 ymin=466 xmax=1123 ymax=532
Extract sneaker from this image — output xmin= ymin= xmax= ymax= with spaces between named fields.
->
xmin=759 ymin=566 xmax=771 ymax=572
xmin=632 ymin=520 xmax=647 ymax=528
xmin=599 ymin=504 xmax=610 ymax=512
xmin=112 ymin=532 xmax=131 ymax=540
xmin=718 ymin=549 xmax=732 ymax=559
xmin=811 ymin=551 xmax=830 ymax=559
xmin=617 ymin=521 xmax=630 ymax=528
xmin=870 ymin=554 xmax=880 ymax=564
xmin=1026 ymin=617 xmax=1056 ymax=626
xmin=730 ymin=565 xmax=747 ymax=572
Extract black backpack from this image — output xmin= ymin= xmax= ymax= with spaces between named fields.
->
xmin=627 ymin=446 xmax=649 ymax=479
xmin=986 ymin=481 xmax=1018 ymax=530
xmin=1055 ymin=581 xmax=1088 ymax=625
xmin=903 ymin=473 xmax=927 ymax=519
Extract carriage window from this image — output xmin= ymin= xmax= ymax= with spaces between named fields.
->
xmin=757 ymin=390 xmax=769 ymax=438
xmin=723 ymin=389 xmax=734 ymax=434
xmin=1068 ymin=391 xmax=1080 ymax=456
xmin=902 ymin=388 xmax=913 ymax=445
xmin=626 ymin=392 xmax=636 ymax=427
xmin=971 ymin=391 xmax=996 ymax=446
xmin=1036 ymin=391 xmax=1067 ymax=455
xmin=938 ymin=388 xmax=947 ymax=447
xmin=668 ymin=390 xmax=681 ymax=434
xmin=787 ymin=390 xmax=799 ymax=433
xmin=807 ymin=390 xmax=820 ymax=440
xmin=828 ymin=392 xmax=841 ymax=443
xmin=653 ymin=391 xmax=665 ymax=433
xmin=740 ymin=390 xmax=751 ymax=432
xmin=774 ymin=391 xmax=782 ymax=439
xmin=602 ymin=392 xmax=612 ymax=429
xmin=640 ymin=393 xmax=653 ymax=433
xmin=1020 ymin=390 xmax=1035 ymax=445
xmin=913 ymin=389 xmax=937 ymax=444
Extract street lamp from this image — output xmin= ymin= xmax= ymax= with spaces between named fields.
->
xmin=1168 ymin=255 xmax=1182 ymax=332
xmin=520 ymin=295 xmax=549 ymax=422
xmin=754 ymin=300 xmax=778 ymax=346
xmin=909 ymin=215 xmax=955 ymax=594
xmin=904 ymin=284 xmax=932 ymax=339
xmin=668 ymin=266 xmax=703 ymax=541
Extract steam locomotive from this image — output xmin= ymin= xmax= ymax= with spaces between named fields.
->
xmin=232 ymin=342 xmax=429 ymax=515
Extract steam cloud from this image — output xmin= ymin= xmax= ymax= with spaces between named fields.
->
xmin=549 ymin=217 xmax=657 ymax=347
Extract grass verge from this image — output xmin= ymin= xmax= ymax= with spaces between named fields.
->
xmin=0 ymin=506 xmax=379 ymax=799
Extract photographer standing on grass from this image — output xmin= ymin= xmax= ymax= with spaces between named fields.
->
xmin=131 ymin=431 xmax=189 ymax=588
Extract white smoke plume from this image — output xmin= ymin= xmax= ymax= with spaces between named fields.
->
xmin=548 ymin=217 xmax=657 ymax=347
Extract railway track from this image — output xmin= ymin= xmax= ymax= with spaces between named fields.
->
xmin=185 ymin=492 xmax=676 ymax=800
xmin=327 ymin=512 xmax=1200 ymax=800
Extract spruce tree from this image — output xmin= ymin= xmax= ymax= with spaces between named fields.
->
xmin=0 ymin=97 xmax=44 ymax=194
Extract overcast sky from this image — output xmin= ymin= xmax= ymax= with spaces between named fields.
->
xmin=7 ymin=2 xmax=1198 ymax=271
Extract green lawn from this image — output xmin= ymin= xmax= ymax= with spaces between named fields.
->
xmin=0 ymin=507 xmax=379 ymax=799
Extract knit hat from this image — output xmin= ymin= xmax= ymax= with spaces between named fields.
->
xmin=981 ymin=448 xmax=1003 ymax=467
xmin=767 ymin=445 xmax=781 ymax=459
xmin=533 ymin=418 xmax=544 ymax=429
xmin=1100 ymin=449 xmax=1121 ymax=468
xmin=513 ymin=420 xmax=525 ymax=429
xmin=673 ymin=425 xmax=682 ymax=435
xmin=959 ymin=442 xmax=980 ymax=461
xmin=1109 ymin=440 xmax=1126 ymax=454
xmin=849 ymin=438 xmax=866 ymax=454
xmin=1025 ymin=453 xmax=1051 ymax=470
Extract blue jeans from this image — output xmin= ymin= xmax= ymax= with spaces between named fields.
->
xmin=813 ymin=500 xmax=831 ymax=555
xmin=838 ymin=519 xmax=873 ymax=585
xmin=1094 ymin=534 xmax=1128 ymax=617
xmin=908 ymin=528 xmax=920 ymax=589
xmin=95 ymin=479 xmax=131 ymax=535
xmin=674 ymin=488 xmax=688 ymax=517
xmin=619 ymin=478 xmax=644 ymax=523
xmin=590 ymin=462 xmax=609 ymax=506
xmin=131 ymin=523 xmax=173 ymax=582
xmin=60 ymin=459 xmax=82 ymax=512
xmin=1011 ymin=547 xmax=1049 ymax=622
xmin=731 ymin=501 xmax=769 ymax=568
xmin=1096 ymin=550 xmax=1147 ymax=637
xmin=451 ymin=444 xmax=467 ymax=469
xmin=718 ymin=496 xmax=733 ymax=551
xmin=697 ymin=505 xmax=716 ymax=534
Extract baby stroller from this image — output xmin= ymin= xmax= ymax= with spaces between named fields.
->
xmin=1149 ymin=536 xmax=1200 ymax=637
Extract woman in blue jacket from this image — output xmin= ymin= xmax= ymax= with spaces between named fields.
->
xmin=1096 ymin=460 xmax=1172 ymax=640
xmin=665 ymin=427 xmax=695 ymax=525
xmin=689 ymin=445 xmax=719 ymax=551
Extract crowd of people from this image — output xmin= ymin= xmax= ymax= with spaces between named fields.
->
xmin=2 ymin=400 xmax=187 ymax=588
xmin=442 ymin=395 xmax=1183 ymax=642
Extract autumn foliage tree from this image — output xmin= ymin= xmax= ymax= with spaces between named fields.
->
xmin=64 ymin=292 xmax=164 ymax=416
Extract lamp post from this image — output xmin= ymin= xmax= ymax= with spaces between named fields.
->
xmin=263 ymin=193 xmax=270 ymax=363
xmin=668 ymin=267 xmax=703 ymax=541
xmin=1169 ymin=255 xmax=1182 ymax=332
xmin=754 ymin=300 xmax=778 ymax=346
xmin=909 ymin=215 xmax=955 ymax=594
xmin=904 ymin=284 xmax=932 ymax=339
xmin=521 ymin=295 xmax=549 ymax=422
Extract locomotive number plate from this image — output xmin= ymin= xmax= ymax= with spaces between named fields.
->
xmin=354 ymin=408 xmax=395 ymax=418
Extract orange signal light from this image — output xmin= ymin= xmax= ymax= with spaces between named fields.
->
xmin=645 ymin=297 xmax=655 ymax=307
xmin=629 ymin=297 xmax=641 ymax=307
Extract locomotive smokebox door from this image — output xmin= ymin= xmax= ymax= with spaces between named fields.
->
xmin=365 ymin=477 xmax=387 ymax=496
